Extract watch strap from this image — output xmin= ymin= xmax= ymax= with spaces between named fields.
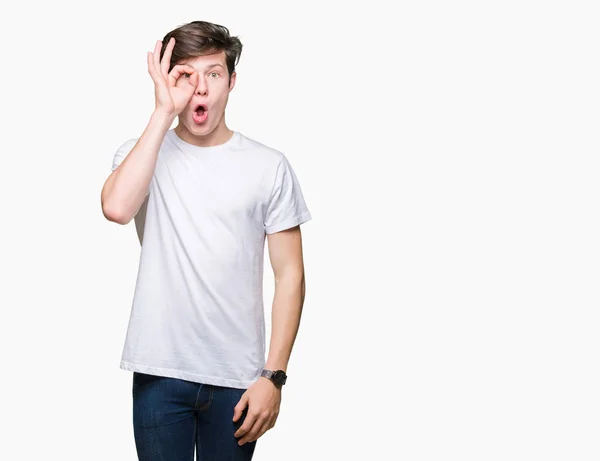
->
xmin=261 ymin=369 xmax=274 ymax=379
xmin=261 ymin=368 xmax=287 ymax=386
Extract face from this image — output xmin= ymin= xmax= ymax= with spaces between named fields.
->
xmin=177 ymin=51 xmax=236 ymax=138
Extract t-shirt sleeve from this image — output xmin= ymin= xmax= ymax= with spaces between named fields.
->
xmin=110 ymin=138 xmax=150 ymax=197
xmin=111 ymin=138 xmax=138 ymax=172
xmin=264 ymin=155 xmax=312 ymax=234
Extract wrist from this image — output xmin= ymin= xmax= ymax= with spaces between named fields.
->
xmin=261 ymin=368 xmax=287 ymax=388
xmin=264 ymin=361 xmax=287 ymax=372
xmin=151 ymin=109 xmax=176 ymax=125
xmin=260 ymin=375 xmax=282 ymax=389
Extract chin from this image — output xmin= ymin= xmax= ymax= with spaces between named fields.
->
xmin=184 ymin=119 xmax=214 ymax=136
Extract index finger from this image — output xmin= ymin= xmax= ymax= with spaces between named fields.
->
xmin=160 ymin=37 xmax=175 ymax=78
xmin=167 ymin=64 xmax=196 ymax=87
xmin=234 ymin=409 xmax=258 ymax=438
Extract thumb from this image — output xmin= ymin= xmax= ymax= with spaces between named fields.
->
xmin=232 ymin=392 xmax=248 ymax=422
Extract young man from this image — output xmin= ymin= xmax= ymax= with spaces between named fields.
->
xmin=100 ymin=20 xmax=312 ymax=461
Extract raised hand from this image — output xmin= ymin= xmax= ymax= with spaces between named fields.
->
xmin=147 ymin=38 xmax=199 ymax=116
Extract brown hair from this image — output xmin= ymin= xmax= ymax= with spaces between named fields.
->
xmin=160 ymin=21 xmax=243 ymax=82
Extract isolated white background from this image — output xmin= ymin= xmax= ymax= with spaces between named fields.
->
xmin=0 ymin=1 xmax=598 ymax=460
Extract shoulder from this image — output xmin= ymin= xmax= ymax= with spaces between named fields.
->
xmin=236 ymin=132 xmax=285 ymax=166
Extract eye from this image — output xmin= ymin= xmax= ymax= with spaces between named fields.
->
xmin=183 ymin=73 xmax=191 ymax=78
xmin=209 ymin=72 xmax=219 ymax=78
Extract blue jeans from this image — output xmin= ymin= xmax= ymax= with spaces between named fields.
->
xmin=132 ymin=372 xmax=257 ymax=461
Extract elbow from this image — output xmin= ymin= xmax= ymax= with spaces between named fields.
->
xmin=102 ymin=202 xmax=132 ymax=225
xmin=101 ymin=175 xmax=136 ymax=225
xmin=101 ymin=176 xmax=131 ymax=225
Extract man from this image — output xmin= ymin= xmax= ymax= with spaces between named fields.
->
xmin=100 ymin=20 xmax=312 ymax=461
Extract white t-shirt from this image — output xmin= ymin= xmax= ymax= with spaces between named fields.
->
xmin=110 ymin=129 xmax=312 ymax=389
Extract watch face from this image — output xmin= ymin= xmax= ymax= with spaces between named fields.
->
xmin=273 ymin=370 xmax=286 ymax=385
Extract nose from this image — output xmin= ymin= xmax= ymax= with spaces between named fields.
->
xmin=195 ymin=75 xmax=208 ymax=97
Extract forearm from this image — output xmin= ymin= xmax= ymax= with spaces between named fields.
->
xmin=265 ymin=273 xmax=306 ymax=372
xmin=101 ymin=110 xmax=175 ymax=224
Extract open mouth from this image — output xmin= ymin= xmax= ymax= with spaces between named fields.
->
xmin=194 ymin=103 xmax=207 ymax=115
xmin=193 ymin=103 xmax=208 ymax=123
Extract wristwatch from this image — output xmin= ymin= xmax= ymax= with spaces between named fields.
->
xmin=261 ymin=369 xmax=287 ymax=388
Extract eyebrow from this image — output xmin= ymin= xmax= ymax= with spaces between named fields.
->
xmin=204 ymin=63 xmax=225 ymax=71
xmin=182 ymin=62 xmax=226 ymax=73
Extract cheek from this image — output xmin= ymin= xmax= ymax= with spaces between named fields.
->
xmin=213 ymin=94 xmax=228 ymax=109
xmin=211 ymin=79 xmax=230 ymax=94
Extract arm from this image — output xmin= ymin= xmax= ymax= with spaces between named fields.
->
xmin=101 ymin=37 xmax=198 ymax=225
xmin=263 ymin=225 xmax=307 ymax=373
xmin=101 ymin=109 xmax=175 ymax=224
xmin=233 ymin=224 xmax=307 ymax=446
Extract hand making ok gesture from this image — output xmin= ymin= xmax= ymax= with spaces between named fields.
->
xmin=147 ymin=37 xmax=198 ymax=117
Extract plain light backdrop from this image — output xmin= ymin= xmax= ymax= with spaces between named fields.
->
xmin=0 ymin=1 xmax=598 ymax=460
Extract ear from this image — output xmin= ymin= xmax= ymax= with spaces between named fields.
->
xmin=229 ymin=71 xmax=237 ymax=92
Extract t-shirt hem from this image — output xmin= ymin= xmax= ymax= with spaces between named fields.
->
xmin=120 ymin=360 xmax=259 ymax=389
xmin=265 ymin=211 xmax=312 ymax=234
